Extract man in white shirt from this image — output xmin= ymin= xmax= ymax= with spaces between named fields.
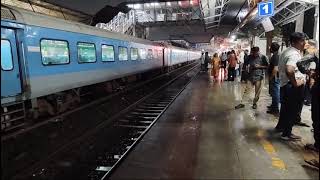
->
xmin=200 ymin=52 xmax=205 ymax=71
xmin=222 ymin=52 xmax=228 ymax=61
xmin=275 ymin=32 xmax=307 ymax=141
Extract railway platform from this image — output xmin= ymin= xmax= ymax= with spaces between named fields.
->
xmin=110 ymin=72 xmax=319 ymax=179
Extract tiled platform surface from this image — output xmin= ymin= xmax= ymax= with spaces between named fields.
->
xmin=110 ymin=73 xmax=319 ymax=179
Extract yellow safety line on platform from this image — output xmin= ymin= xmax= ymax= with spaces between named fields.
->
xmin=257 ymin=129 xmax=286 ymax=170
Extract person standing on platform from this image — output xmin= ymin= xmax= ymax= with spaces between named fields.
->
xmin=200 ymin=52 xmax=205 ymax=72
xmin=211 ymin=53 xmax=221 ymax=80
xmin=292 ymin=37 xmax=312 ymax=127
xmin=227 ymin=50 xmax=238 ymax=81
xmin=221 ymin=52 xmax=228 ymax=80
xmin=275 ymin=32 xmax=307 ymax=141
xmin=292 ymin=49 xmax=319 ymax=168
xmin=204 ymin=52 xmax=210 ymax=72
xmin=267 ymin=42 xmax=281 ymax=115
xmin=241 ymin=49 xmax=249 ymax=82
xmin=303 ymin=40 xmax=317 ymax=106
xmin=294 ymin=49 xmax=319 ymax=153
xmin=303 ymin=50 xmax=319 ymax=155
xmin=235 ymin=46 xmax=269 ymax=109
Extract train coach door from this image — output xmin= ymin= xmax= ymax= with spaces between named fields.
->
xmin=1 ymin=28 xmax=22 ymax=97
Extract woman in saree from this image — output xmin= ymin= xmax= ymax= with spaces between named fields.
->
xmin=211 ymin=53 xmax=221 ymax=80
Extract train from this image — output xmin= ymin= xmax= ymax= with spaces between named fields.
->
xmin=1 ymin=5 xmax=201 ymax=131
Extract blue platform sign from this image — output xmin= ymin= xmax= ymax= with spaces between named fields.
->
xmin=258 ymin=1 xmax=274 ymax=17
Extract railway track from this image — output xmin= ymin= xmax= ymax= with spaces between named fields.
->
xmin=3 ymin=63 xmax=199 ymax=180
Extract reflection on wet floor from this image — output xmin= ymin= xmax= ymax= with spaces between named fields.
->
xmin=110 ymin=72 xmax=319 ymax=180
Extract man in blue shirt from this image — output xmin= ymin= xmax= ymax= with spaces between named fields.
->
xmin=267 ymin=42 xmax=280 ymax=115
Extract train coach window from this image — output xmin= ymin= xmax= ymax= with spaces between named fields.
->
xmin=41 ymin=39 xmax=69 ymax=65
xmin=147 ymin=49 xmax=153 ymax=60
xmin=131 ymin=48 xmax=138 ymax=60
xmin=1 ymin=40 xmax=13 ymax=70
xmin=102 ymin=45 xmax=115 ymax=62
xmin=118 ymin=47 xmax=128 ymax=61
xmin=77 ymin=42 xmax=96 ymax=63
xmin=139 ymin=48 xmax=146 ymax=60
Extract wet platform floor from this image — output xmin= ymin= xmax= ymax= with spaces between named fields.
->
xmin=110 ymin=72 xmax=319 ymax=179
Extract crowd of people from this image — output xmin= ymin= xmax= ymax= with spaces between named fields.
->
xmin=200 ymin=48 xmax=249 ymax=82
xmin=200 ymin=32 xmax=319 ymax=168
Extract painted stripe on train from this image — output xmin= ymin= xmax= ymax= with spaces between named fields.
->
xmin=28 ymin=62 xmax=161 ymax=99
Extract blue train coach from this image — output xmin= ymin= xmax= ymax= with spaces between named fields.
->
xmin=1 ymin=5 xmax=201 ymax=131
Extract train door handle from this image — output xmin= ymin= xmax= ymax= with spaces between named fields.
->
xmin=17 ymin=73 xmax=20 ymax=78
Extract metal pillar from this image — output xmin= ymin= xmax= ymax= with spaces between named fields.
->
xmin=295 ymin=13 xmax=304 ymax=32
xmin=314 ymin=5 xmax=319 ymax=45
xmin=266 ymin=31 xmax=273 ymax=57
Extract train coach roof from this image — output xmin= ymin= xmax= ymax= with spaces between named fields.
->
xmin=1 ymin=5 xmax=161 ymax=47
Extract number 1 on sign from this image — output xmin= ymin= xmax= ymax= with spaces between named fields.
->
xmin=262 ymin=4 xmax=268 ymax=13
